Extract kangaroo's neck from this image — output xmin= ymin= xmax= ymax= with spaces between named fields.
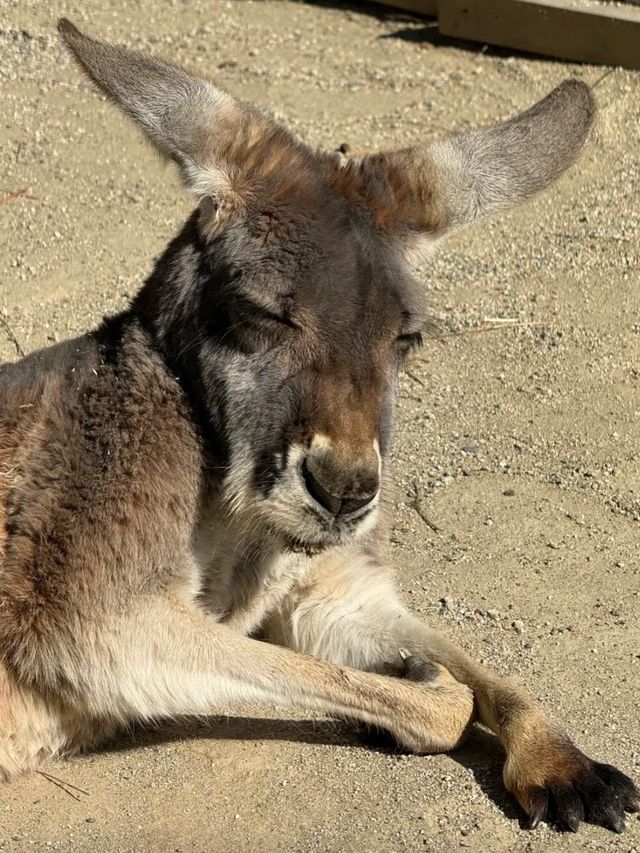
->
xmin=132 ymin=210 xmax=208 ymax=369
xmin=130 ymin=211 xmax=230 ymax=468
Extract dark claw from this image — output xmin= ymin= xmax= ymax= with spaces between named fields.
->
xmin=552 ymin=784 xmax=585 ymax=832
xmin=398 ymin=649 xmax=439 ymax=682
xmin=609 ymin=816 xmax=625 ymax=835
xmin=565 ymin=816 xmax=579 ymax=833
xmin=528 ymin=812 xmax=542 ymax=830
xmin=522 ymin=754 xmax=638 ymax=834
xmin=526 ymin=787 xmax=548 ymax=830
xmin=592 ymin=761 xmax=640 ymax=813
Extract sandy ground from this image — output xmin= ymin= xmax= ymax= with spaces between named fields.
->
xmin=1 ymin=1 xmax=639 ymax=850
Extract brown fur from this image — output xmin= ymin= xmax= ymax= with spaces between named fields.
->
xmin=0 ymin=435 xmax=10 ymax=562
xmin=329 ymin=150 xmax=449 ymax=235
xmin=0 ymin=19 xmax=635 ymax=837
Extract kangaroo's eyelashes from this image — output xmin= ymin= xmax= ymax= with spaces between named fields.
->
xmin=1 ymin=19 xmax=634 ymax=838
xmin=236 ymin=298 xmax=300 ymax=330
xmin=396 ymin=331 xmax=423 ymax=349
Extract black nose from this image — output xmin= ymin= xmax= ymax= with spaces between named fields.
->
xmin=302 ymin=462 xmax=377 ymax=517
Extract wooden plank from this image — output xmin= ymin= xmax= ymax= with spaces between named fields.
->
xmin=376 ymin=0 xmax=439 ymax=16
xmin=439 ymin=0 xmax=640 ymax=70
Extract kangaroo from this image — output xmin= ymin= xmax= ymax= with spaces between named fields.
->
xmin=0 ymin=18 xmax=637 ymax=834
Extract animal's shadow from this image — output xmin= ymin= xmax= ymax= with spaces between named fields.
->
xmin=100 ymin=716 xmax=523 ymax=825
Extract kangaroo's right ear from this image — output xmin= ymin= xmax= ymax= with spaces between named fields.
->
xmin=57 ymin=19 xmax=307 ymax=211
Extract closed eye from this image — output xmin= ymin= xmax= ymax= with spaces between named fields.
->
xmin=238 ymin=297 xmax=299 ymax=330
xmin=396 ymin=331 xmax=423 ymax=350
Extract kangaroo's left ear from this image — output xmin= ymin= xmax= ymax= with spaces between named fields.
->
xmin=334 ymin=80 xmax=595 ymax=248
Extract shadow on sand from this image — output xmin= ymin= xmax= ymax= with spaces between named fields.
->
xmin=100 ymin=715 xmax=525 ymax=826
xmin=299 ymin=0 xmax=562 ymax=64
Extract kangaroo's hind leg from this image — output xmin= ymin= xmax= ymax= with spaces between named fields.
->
xmin=0 ymin=660 xmax=117 ymax=780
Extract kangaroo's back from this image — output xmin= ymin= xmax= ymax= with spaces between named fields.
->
xmin=0 ymin=18 xmax=636 ymax=837
xmin=0 ymin=335 xmax=100 ymax=563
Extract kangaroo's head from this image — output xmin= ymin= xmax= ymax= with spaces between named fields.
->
xmin=59 ymin=19 xmax=595 ymax=552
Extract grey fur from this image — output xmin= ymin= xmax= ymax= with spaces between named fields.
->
xmin=430 ymin=79 xmax=596 ymax=227
xmin=1 ymin=21 xmax=635 ymax=835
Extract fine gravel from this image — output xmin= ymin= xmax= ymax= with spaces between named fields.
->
xmin=1 ymin=1 xmax=639 ymax=851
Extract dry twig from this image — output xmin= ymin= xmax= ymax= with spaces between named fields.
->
xmin=405 ymin=368 xmax=425 ymax=387
xmin=411 ymin=480 xmax=441 ymax=534
xmin=554 ymin=231 xmax=631 ymax=243
xmin=37 ymin=769 xmax=90 ymax=801
xmin=592 ymin=68 xmax=616 ymax=90
xmin=425 ymin=320 xmax=540 ymax=345
xmin=0 ymin=314 xmax=25 ymax=358
xmin=0 ymin=188 xmax=27 ymax=207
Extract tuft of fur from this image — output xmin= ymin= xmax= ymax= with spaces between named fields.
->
xmin=0 ymin=19 xmax=635 ymax=836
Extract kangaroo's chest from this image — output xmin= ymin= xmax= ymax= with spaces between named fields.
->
xmin=190 ymin=502 xmax=312 ymax=636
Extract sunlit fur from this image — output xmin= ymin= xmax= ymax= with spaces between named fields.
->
xmin=1 ymin=18 xmax=637 ymax=837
